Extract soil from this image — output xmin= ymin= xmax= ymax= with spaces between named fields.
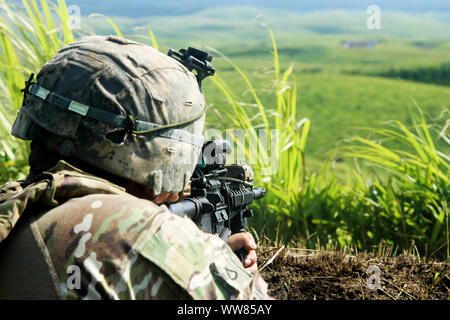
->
xmin=258 ymin=247 xmax=450 ymax=300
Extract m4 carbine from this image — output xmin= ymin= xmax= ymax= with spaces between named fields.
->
xmin=168 ymin=140 xmax=266 ymax=261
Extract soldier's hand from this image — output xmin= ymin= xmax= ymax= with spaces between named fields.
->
xmin=227 ymin=232 xmax=258 ymax=275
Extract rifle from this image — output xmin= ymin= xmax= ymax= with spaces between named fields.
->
xmin=168 ymin=140 xmax=266 ymax=261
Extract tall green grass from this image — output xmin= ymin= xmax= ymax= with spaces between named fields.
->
xmin=341 ymin=107 xmax=449 ymax=258
xmin=0 ymin=0 xmax=78 ymax=182
xmin=207 ymin=28 xmax=313 ymax=241
xmin=208 ymin=29 xmax=347 ymax=247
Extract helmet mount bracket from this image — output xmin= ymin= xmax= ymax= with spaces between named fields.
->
xmin=167 ymin=47 xmax=215 ymax=89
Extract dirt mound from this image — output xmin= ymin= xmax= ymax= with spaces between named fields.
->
xmin=258 ymin=248 xmax=450 ymax=300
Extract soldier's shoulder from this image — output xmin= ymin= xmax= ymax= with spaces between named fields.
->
xmin=34 ymin=194 xmax=269 ymax=300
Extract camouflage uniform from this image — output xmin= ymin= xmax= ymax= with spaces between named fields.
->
xmin=0 ymin=160 xmax=269 ymax=299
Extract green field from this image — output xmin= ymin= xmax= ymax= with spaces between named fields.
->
xmin=204 ymin=69 xmax=450 ymax=162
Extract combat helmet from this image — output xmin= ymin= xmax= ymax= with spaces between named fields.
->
xmin=11 ymin=35 xmax=212 ymax=195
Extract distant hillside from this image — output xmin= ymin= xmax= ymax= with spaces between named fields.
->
xmin=80 ymin=6 xmax=450 ymax=49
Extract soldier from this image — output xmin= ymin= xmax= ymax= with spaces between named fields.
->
xmin=0 ymin=36 xmax=269 ymax=299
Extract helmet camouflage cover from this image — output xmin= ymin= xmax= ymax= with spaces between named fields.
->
xmin=12 ymin=35 xmax=206 ymax=194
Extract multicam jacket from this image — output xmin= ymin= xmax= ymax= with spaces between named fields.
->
xmin=0 ymin=161 xmax=269 ymax=300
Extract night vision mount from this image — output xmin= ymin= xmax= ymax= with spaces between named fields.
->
xmin=168 ymin=47 xmax=215 ymax=89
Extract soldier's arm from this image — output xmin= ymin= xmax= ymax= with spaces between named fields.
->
xmin=130 ymin=203 xmax=270 ymax=300
xmin=227 ymin=232 xmax=259 ymax=275
xmin=37 ymin=194 xmax=270 ymax=300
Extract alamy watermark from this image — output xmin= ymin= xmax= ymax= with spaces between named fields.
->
xmin=366 ymin=5 xmax=381 ymax=30
xmin=66 ymin=264 xmax=81 ymax=290
xmin=169 ymin=128 xmax=281 ymax=176
xmin=203 ymin=128 xmax=280 ymax=175
xmin=366 ymin=265 xmax=382 ymax=290
xmin=68 ymin=5 xmax=81 ymax=30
